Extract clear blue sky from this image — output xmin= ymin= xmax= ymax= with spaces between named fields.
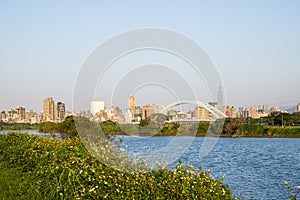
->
xmin=0 ymin=0 xmax=299 ymax=112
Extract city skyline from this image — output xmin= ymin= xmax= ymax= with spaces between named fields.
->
xmin=1 ymin=1 xmax=299 ymax=112
xmin=1 ymin=95 xmax=300 ymax=114
xmin=1 ymin=95 xmax=300 ymax=124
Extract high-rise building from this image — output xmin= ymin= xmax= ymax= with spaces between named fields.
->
xmin=151 ymin=104 xmax=165 ymax=114
xmin=25 ymin=110 xmax=39 ymax=124
xmin=128 ymin=96 xmax=136 ymax=110
xmin=43 ymin=97 xmax=55 ymax=121
xmin=248 ymin=106 xmax=255 ymax=118
xmin=194 ymin=106 xmax=212 ymax=121
xmin=57 ymin=102 xmax=66 ymax=121
xmin=262 ymin=105 xmax=268 ymax=113
xmin=91 ymin=100 xmax=105 ymax=116
xmin=0 ymin=111 xmax=6 ymax=121
xmin=270 ymin=106 xmax=280 ymax=113
xmin=142 ymin=104 xmax=154 ymax=120
xmin=132 ymin=106 xmax=142 ymax=121
xmin=7 ymin=110 xmax=13 ymax=119
xmin=230 ymin=106 xmax=236 ymax=118
xmin=225 ymin=106 xmax=237 ymax=118
xmin=186 ymin=111 xmax=194 ymax=119
xmin=237 ymin=107 xmax=244 ymax=118
xmin=243 ymin=109 xmax=249 ymax=118
xmin=296 ymin=103 xmax=300 ymax=113
xmin=225 ymin=106 xmax=231 ymax=117
xmin=217 ymin=86 xmax=224 ymax=105
xmin=43 ymin=97 xmax=66 ymax=122
xmin=16 ymin=106 xmax=26 ymax=121
xmin=54 ymin=103 xmax=58 ymax=121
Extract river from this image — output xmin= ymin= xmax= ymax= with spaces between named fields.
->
xmin=119 ymin=135 xmax=300 ymax=200
xmin=1 ymin=131 xmax=299 ymax=199
xmin=0 ymin=130 xmax=62 ymax=138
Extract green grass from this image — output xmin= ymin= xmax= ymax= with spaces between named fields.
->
xmin=0 ymin=163 xmax=40 ymax=199
xmin=236 ymin=124 xmax=300 ymax=137
xmin=0 ymin=132 xmax=236 ymax=199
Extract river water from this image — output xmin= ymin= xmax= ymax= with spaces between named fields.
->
xmin=0 ymin=130 xmax=62 ymax=138
xmin=119 ymin=135 xmax=300 ymax=200
xmin=1 ymin=131 xmax=299 ymax=199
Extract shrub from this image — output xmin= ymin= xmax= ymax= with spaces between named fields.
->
xmin=0 ymin=132 xmax=236 ymax=199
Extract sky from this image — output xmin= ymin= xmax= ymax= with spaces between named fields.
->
xmin=0 ymin=1 xmax=299 ymax=112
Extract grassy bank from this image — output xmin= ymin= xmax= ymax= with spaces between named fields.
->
xmin=235 ymin=124 xmax=300 ymax=137
xmin=38 ymin=116 xmax=300 ymax=138
xmin=0 ymin=133 xmax=236 ymax=199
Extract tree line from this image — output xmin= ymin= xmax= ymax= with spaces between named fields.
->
xmin=17 ymin=111 xmax=300 ymax=137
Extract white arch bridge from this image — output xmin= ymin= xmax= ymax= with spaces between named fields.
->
xmin=159 ymin=100 xmax=227 ymax=122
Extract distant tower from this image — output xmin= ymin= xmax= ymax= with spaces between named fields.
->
xmin=43 ymin=97 xmax=55 ymax=121
xmin=128 ymin=96 xmax=136 ymax=109
xmin=217 ymin=86 xmax=224 ymax=105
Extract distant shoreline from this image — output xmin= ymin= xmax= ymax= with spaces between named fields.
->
xmin=2 ymin=130 xmax=300 ymax=139
xmin=115 ymin=132 xmax=300 ymax=138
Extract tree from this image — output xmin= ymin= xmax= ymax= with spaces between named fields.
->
xmin=139 ymin=118 xmax=150 ymax=127
xmin=100 ymin=120 xmax=122 ymax=134
xmin=60 ymin=116 xmax=78 ymax=137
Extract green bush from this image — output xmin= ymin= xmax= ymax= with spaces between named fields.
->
xmin=270 ymin=127 xmax=300 ymax=136
xmin=237 ymin=124 xmax=268 ymax=136
xmin=0 ymin=133 xmax=236 ymax=199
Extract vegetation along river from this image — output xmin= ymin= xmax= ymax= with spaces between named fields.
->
xmin=119 ymin=135 xmax=300 ymax=199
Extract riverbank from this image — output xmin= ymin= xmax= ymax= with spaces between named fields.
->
xmin=235 ymin=124 xmax=300 ymax=138
xmin=0 ymin=132 xmax=236 ymax=200
xmin=116 ymin=132 xmax=300 ymax=138
xmin=6 ymin=116 xmax=300 ymax=138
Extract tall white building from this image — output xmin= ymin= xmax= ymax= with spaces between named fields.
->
xmin=91 ymin=100 xmax=105 ymax=116
xmin=297 ymin=103 xmax=300 ymax=113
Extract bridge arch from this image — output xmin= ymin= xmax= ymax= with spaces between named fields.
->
xmin=160 ymin=100 xmax=227 ymax=120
